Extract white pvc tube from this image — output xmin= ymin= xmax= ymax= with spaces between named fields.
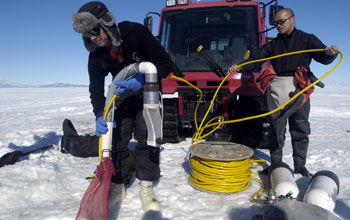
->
xmin=303 ymin=170 xmax=340 ymax=212
xmin=270 ymin=162 xmax=299 ymax=199
xmin=104 ymin=62 xmax=162 ymax=148
xmin=138 ymin=62 xmax=157 ymax=83
xmin=101 ymin=122 xmax=114 ymax=158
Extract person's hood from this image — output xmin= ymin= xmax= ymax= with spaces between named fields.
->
xmin=72 ymin=1 xmax=122 ymax=52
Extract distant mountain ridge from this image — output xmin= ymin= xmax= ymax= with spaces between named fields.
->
xmin=39 ymin=82 xmax=88 ymax=88
xmin=0 ymin=80 xmax=88 ymax=88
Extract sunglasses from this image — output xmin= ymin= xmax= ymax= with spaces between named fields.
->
xmin=273 ymin=15 xmax=294 ymax=26
xmin=83 ymin=26 xmax=101 ymax=37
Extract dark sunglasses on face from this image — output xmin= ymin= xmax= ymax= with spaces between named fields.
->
xmin=84 ymin=26 xmax=101 ymax=37
xmin=273 ymin=15 xmax=294 ymax=26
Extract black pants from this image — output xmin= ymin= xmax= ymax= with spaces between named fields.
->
xmin=111 ymin=94 xmax=160 ymax=184
xmin=267 ymin=99 xmax=311 ymax=170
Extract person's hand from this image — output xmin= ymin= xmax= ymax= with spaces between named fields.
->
xmin=95 ymin=116 xmax=117 ymax=136
xmin=114 ymin=74 xmax=144 ymax=96
xmin=95 ymin=116 xmax=108 ymax=137
xmin=228 ymin=64 xmax=241 ymax=74
xmin=325 ymin=45 xmax=338 ymax=56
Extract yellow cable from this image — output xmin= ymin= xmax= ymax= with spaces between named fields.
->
xmin=170 ymin=49 xmax=344 ymax=143
xmin=169 ymin=77 xmax=204 ymax=131
xmin=189 ymin=156 xmax=266 ymax=199
xmin=170 ymin=48 xmax=344 ymax=200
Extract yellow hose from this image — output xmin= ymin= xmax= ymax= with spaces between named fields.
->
xmin=189 ymin=156 xmax=266 ymax=196
xmin=170 ymin=48 xmax=344 ymax=144
xmin=171 ymin=48 xmax=343 ymax=200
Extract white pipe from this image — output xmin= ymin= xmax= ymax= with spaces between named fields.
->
xmin=101 ymin=122 xmax=114 ymax=158
xmin=303 ymin=170 xmax=340 ymax=212
xmin=138 ymin=62 xmax=157 ymax=83
xmin=102 ymin=62 xmax=163 ymax=151
xmin=137 ymin=62 xmax=163 ymax=147
xmin=270 ymin=162 xmax=299 ymax=199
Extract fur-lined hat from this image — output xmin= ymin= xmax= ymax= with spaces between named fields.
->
xmin=72 ymin=1 xmax=122 ymax=52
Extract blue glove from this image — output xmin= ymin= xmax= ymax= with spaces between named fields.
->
xmin=95 ymin=116 xmax=117 ymax=137
xmin=114 ymin=74 xmax=144 ymax=96
xmin=95 ymin=116 xmax=108 ymax=137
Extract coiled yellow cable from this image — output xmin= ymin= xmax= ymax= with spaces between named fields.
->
xmin=189 ymin=156 xmax=266 ymax=196
xmin=171 ymin=48 xmax=343 ymax=200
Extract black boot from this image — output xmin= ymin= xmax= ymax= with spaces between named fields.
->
xmin=260 ymin=166 xmax=270 ymax=175
xmin=294 ymin=167 xmax=313 ymax=177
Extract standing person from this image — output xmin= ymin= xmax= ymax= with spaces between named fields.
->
xmin=229 ymin=8 xmax=338 ymax=177
xmin=72 ymin=1 xmax=173 ymax=212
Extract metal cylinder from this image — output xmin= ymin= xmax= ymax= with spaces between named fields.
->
xmin=303 ymin=170 xmax=340 ymax=212
xmin=143 ymin=83 xmax=159 ymax=106
xmin=136 ymin=62 xmax=163 ymax=147
xmin=137 ymin=62 xmax=160 ymax=107
xmin=269 ymin=162 xmax=299 ymax=199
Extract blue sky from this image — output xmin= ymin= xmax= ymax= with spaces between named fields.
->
xmin=0 ymin=0 xmax=348 ymax=85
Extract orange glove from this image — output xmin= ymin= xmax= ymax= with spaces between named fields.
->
xmin=256 ymin=64 xmax=277 ymax=93
xmin=294 ymin=66 xmax=314 ymax=108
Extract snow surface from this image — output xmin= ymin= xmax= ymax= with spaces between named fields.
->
xmin=0 ymin=85 xmax=349 ymax=220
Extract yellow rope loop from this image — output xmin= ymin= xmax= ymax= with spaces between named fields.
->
xmin=170 ymin=49 xmax=343 ymax=143
xmin=170 ymin=75 xmax=204 ymax=131
xmin=170 ymin=48 xmax=343 ymax=200
xmin=192 ymin=116 xmax=224 ymax=144
xmin=189 ymin=156 xmax=252 ymax=193
xmin=93 ymin=50 xmax=342 ymax=195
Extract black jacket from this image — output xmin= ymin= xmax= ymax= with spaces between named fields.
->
xmin=87 ymin=21 xmax=173 ymax=118
xmin=241 ymin=29 xmax=337 ymax=76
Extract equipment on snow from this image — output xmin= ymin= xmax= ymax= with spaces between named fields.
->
xmin=303 ymin=170 xmax=340 ymax=212
xmin=188 ymin=141 xmax=267 ymax=201
xmin=0 ymin=145 xmax=53 ymax=168
xmin=269 ymin=162 xmax=299 ymax=199
xmin=253 ymin=169 xmax=342 ymax=219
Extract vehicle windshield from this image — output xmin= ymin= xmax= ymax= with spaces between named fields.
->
xmin=159 ymin=5 xmax=259 ymax=73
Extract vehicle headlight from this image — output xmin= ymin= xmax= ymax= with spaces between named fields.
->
xmin=166 ymin=0 xmax=176 ymax=7
xmin=177 ymin=0 xmax=189 ymax=5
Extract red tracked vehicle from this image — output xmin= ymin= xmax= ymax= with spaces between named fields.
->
xmin=145 ymin=0 xmax=282 ymax=147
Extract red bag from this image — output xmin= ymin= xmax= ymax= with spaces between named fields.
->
xmin=294 ymin=66 xmax=314 ymax=108
xmin=257 ymin=64 xmax=277 ymax=93
xmin=76 ymin=157 xmax=115 ymax=220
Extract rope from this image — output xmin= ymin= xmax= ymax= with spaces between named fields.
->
xmin=170 ymin=49 xmax=344 ymax=144
xmin=170 ymin=49 xmax=344 ymax=200
xmin=189 ymin=156 xmax=266 ymax=196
